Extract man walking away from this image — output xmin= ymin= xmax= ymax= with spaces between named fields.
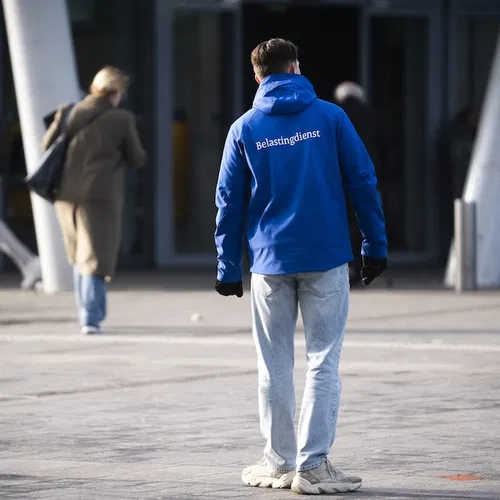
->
xmin=334 ymin=81 xmax=391 ymax=286
xmin=214 ymin=39 xmax=387 ymax=495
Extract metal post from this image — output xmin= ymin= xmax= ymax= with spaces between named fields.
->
xmin=2 ymin=0 xmax=79 ymax=293
xmin=454 ymin=199 xmax=476 ymax=293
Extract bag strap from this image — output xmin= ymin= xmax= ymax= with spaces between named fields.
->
xmin=60 ymin=104 xmax=75 ymax=130
xmin=47 ymin=104 xmax=74 ymax=144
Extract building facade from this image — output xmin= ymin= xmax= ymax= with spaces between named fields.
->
xmin=0 ymin=0 xmax=499 ymax=273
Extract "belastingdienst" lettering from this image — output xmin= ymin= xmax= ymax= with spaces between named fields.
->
xmin=256 ymin=130 xmax=321 ymax=150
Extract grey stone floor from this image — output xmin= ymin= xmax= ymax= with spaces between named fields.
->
xmin=1 ymin=278 xmax=499 ymax=499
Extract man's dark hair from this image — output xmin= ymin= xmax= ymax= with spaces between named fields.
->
xmin=251 ymin=38 xmax=299 ymax=78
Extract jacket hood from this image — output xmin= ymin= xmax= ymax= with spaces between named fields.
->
xmin=253 ymin=74 xmax=317 ymax=116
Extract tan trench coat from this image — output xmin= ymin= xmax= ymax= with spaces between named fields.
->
xmin=42 ymin=95 xmax=146 ymax=278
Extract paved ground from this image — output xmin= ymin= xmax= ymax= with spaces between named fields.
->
xmin=1 ymin=273 xmax=499 ymax=499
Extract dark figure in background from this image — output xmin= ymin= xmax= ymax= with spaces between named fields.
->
xmin=334 ymin=82 xmax=392 ymax=286
xmin=436 ymin=105 xmax=479 ymax=264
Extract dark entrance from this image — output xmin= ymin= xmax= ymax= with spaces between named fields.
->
xmin=242 ymin=3 xmax=360 ymax=108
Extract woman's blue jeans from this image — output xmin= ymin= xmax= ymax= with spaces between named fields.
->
xmin=73 ymin=266 xmax=107 ymax=328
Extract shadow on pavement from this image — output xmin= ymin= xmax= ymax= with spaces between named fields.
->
xmin=0 ymin=317 xmax=74 ymax=326
xmin=347 ymin=328 xmax=500 ymax=335
xmin=353 ymin=487 xmax=496 ymax=499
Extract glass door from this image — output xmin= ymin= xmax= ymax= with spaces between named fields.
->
xmin=363 ymin=0 xmax=443 ymax=264
xmin=154 ymin=1 xmax=242 ymax=266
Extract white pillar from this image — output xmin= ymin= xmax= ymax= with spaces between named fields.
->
xmin=445 ymin=32 xmax=500 ymax=289
xmin=2 ymin=0 xmax=79 ymax=293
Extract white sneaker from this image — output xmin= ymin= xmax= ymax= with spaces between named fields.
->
xmin=242 ymin=458 xmax=295 ymax=489
xmin=291 ymin=459 xmax=362 ymax=495
xmin=81 ymin=326 xmax=101 ymax=335
xmin=21 ymin=257 xmax=42 ymax=291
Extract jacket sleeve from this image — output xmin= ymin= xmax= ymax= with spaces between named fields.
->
xmin=122 ymin=113 xmax=147 ymax=169
xmin=214 ymin=124 xmax=249 ymax=282
xmin=336 ymin=109 xmax=387 ymax=259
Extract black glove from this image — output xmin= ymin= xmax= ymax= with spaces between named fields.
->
xmin=215 ymin=280 xmax=243 ymax=298
xmin=361 ymin=256 xmax=387 ymax=286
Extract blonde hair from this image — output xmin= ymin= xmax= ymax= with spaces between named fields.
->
xmin=89 ymin=66 xmax=130 ymax=98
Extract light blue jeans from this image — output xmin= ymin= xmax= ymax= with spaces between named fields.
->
xmin=73 ymin=266 xmax=107 ymax=328
xmin=251 ymin=265 xmax=349 ymax=472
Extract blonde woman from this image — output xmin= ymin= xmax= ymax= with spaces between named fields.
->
xmin=42 ymin=66 xmax=146 ymax=334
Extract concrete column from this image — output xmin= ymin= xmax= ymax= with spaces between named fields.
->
xmin=154 ymin=0 xmax=174 ymax=265
xmin=2 ymin=0 xmax=79 ymax=293
xmin=445 ymin=32 xmax=500 ymax=288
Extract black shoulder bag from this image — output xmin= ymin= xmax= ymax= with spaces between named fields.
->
xmin=25 ymin=105 xmax=107 ymax=203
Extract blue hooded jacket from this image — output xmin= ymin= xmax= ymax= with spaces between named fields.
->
xmin=215 ymin=74 xmax=387 ymax=282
